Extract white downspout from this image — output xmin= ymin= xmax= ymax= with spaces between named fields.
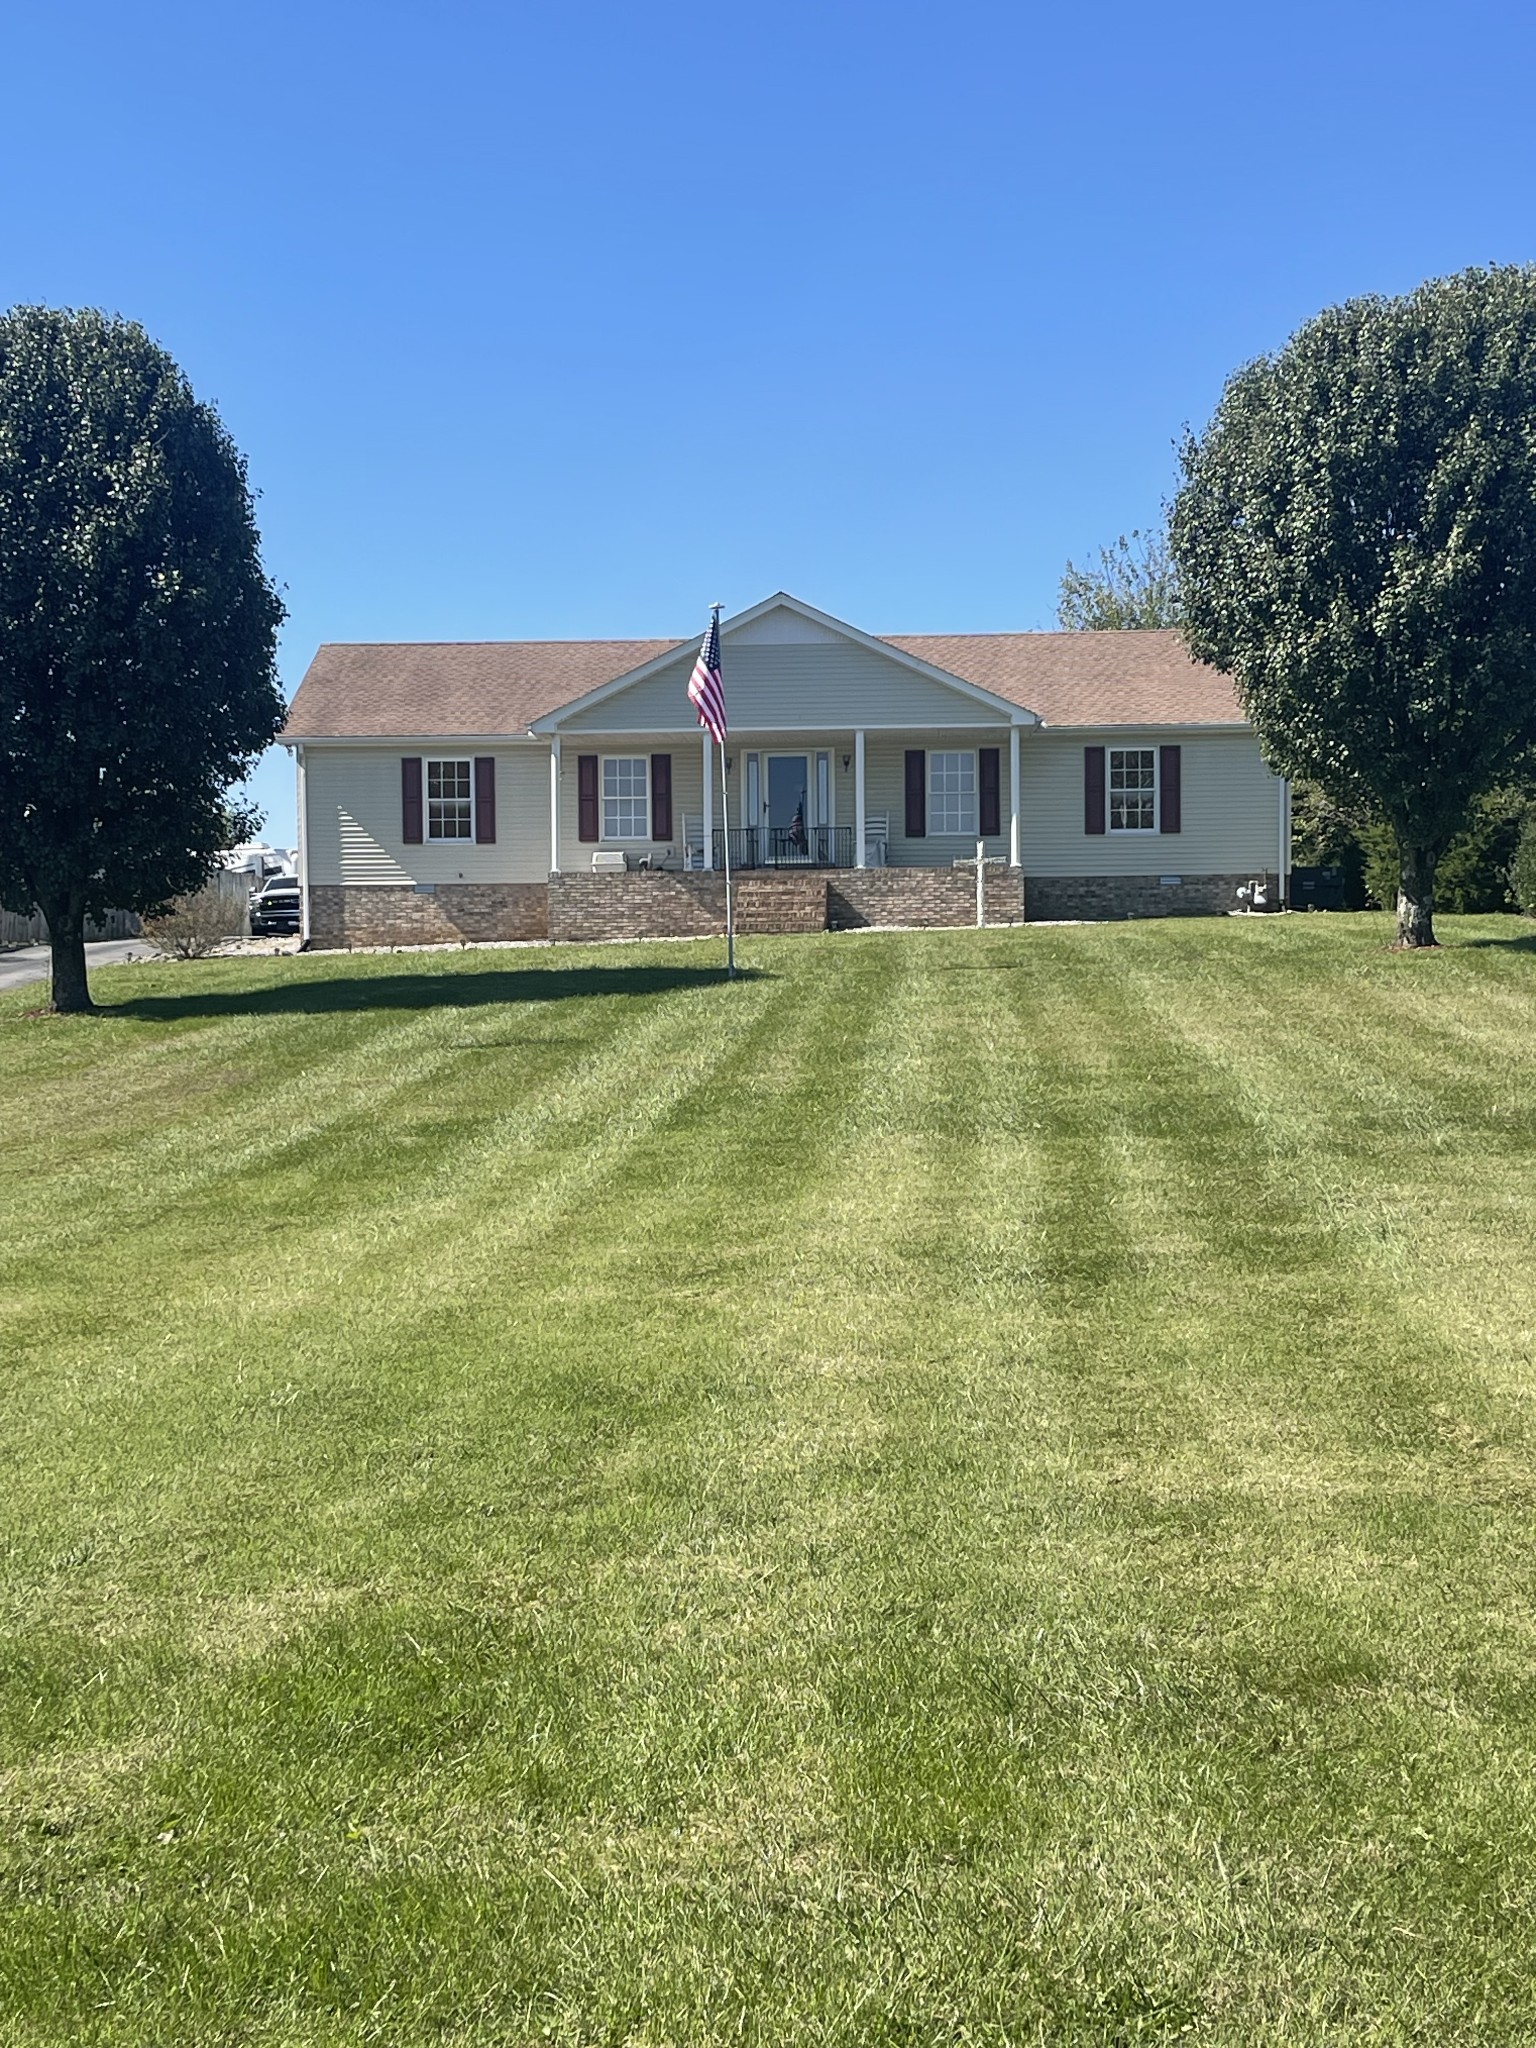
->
xmin=1009 ymin=724 xmax=1021 ymax=870
xmin=294 ymin=744 xmax=311 ymax=946
xmin=549 ymin=737 xmax=561 ymax=875
xmin=854 ymin=729 xmax=866 ymax=869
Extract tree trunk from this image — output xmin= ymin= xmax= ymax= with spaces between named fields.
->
xmin=1396 ymin=842 xmax=1439 ymax=949
xmin=40 ymin=893 xmax=95 ymax=1013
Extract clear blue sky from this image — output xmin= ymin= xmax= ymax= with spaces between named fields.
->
xmin=4 ymin=0 xmax=1533 ymax=844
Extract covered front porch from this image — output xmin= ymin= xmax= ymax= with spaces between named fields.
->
xmin=536 ymin=592 xmax=1037 ymax=878
xmin=694 ymin=727 xmax=1023 ymax=873
xmin=547 ymin=725 xmax=1025 ymax=875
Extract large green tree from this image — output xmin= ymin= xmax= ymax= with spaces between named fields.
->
xmin=1057 ymin=527 xmax=1181 ymax=630
xmin=0 ymin=307 xmax=284 ymax=1011
xmin=1170 ymin=266 xmax=1536 ymax=947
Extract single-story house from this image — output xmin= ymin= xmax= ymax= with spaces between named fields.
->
xmin=279 ymin=591 xmax=1290 ymax=947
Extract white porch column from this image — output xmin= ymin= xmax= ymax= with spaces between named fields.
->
xmin=549 ymin=737 xmax=561 ymax=874
xmin=703 ymin=730 xmax=715 ymax=868
xmin=1009 ymin=724 xmax=1021 ymax=869
xmin=854 ymin=729 xmax=867 ymax=868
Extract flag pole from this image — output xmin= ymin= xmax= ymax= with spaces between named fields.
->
xmin=715 ymin=605 xmax=735 ymax=980
xmin=689 ymin=600 xmax=734 ymax=981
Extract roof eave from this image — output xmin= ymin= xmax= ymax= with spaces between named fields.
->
xmin=280 ymin=730 xmax=546 ymax=748
xmin=1035 ymin=719 xmax=1253 ymax=734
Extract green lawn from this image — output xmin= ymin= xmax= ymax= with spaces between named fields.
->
xmin=5 ymin=916 xmax=1536 ymax=2044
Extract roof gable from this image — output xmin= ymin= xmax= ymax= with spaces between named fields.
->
xmin=536 ymin=593 xmax=1035 ymax=732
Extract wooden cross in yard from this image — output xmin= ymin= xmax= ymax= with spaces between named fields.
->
xmin=954 ymin=840 xmax=1010 ymax=928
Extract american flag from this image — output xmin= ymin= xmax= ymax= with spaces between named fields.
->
xmin=687 ymin=610 xmax=727 ymax=743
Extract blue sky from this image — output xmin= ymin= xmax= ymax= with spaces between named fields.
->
xmin=4 ymin=0 xmax=1533 ymax=843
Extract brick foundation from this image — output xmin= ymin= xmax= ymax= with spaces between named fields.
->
xmin=308 ymin=866 xmax=1262 ymax=949
xmin=828 ymin=866 xmax=1025 ymax=929
xmin=548 ymin=870 xmax=827 ymax=942
xmin=308 ymin=883 xmax=549 ymax=948
xmin=1022 ymin=872 xmax=1269 ymax=920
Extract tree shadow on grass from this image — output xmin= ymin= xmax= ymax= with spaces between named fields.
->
xmin=107 ymin=961 xmax=768 ymax=1022
xmin=1456 ymin=932 xmax=1536 ymax=952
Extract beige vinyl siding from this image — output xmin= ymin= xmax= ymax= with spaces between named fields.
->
xmin=305 ymin=745 xmax=550 ymax=886
xmin=555 ymin=743 xmax=704 ymax=871
xmin=1018 ymin=730 xmax=1279 ymax=875
xmin=557 ymin=641 xmax=1007 ymax=733
xmin=863 ymin=735 xmax=1011 ymax=869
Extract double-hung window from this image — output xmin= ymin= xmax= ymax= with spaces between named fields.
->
xmin=427 ymin=758 xmax=473 ymax=840
xmin=928 ymin=751 xmax=977 ymax=836
xmin=602 ymin=757 xmax=649 ymax=841
xmin=1108 ymin=749 xmax=1156 ymax=832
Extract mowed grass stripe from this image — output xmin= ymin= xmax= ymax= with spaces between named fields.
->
xmin=0 ymin=951 xmax=801 ymax=1584
xmin=0 ymin=957 xmax=712 ymax=1269
xmin=1109 ymin=923 xmax=1536 ymax=1420
xmin=4 ymin=942 xmax=931 ymax=2042
xmin=5 ymin=924 xmax=1536 ymax=2042
xmin=978 ymin=927 xmax=1536 ymax=2037
xmin=0 ymin=951 xmax=772 ymax=1360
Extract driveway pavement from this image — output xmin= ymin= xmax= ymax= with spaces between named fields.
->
xmin=0 ymin=938 xmax=158 ymax=995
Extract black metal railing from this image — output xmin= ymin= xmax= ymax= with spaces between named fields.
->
xmin=712 ymin=825 xmax=854 ymax=870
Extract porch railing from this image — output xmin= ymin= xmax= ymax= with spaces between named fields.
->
xmin=712 ymin=825 xmax=854 ymax=870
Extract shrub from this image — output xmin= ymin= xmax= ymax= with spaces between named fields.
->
xmin=140 ymin=881 xmax=247 ymax=959
xmin=1512 ymin=812 xmax=1536 ymax=916
xmin=1361 ymin=787 xmax=1530 ymax=913
xmin=1290 ymin=780 xmax=1370 ymax=906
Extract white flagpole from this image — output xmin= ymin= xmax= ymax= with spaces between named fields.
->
xmin=719 ymin=734 xmax=735 ymax=979
xmin=693 ymin=601 xmax=735 ymax=979
xmin=714 ymin=598 xmax=734 ymax=979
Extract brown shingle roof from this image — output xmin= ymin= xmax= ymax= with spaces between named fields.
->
xmin=281 ymin=638 xmax=687 ymax=739
xmin=281 ymin=626 xmax=1242 ymax=738
xmin=881 ymin=629 xmax=1242 ymax=726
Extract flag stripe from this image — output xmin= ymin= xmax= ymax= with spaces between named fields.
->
xmin=687 ymin=612 xmax=728 ymax=743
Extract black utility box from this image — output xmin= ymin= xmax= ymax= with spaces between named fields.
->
xmin=1289 ymin=865 xmax=1349 ymax=911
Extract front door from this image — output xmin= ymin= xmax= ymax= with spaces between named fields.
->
xmin=766 ymin=754 xmax=810 ymax=861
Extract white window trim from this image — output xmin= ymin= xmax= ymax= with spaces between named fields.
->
xmin=426 ymin=757 xmax=475 ymax=842
xmin=1107 ymin=747 xmax=1159 ymax=834
xmin=928 ymin=747 xmax=979 ymax=838
xmin=600 ymin=754 xmax=651 ymax=842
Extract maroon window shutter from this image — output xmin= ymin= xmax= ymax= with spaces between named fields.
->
xmin=651 ymin=753 xmax=673 ymax=841
xmin=402 ymin=757 xmax=423 ymax=844
xmin=578 ymin=754 xmax=600 ymax=843
xmin=1084 ymin=747 xmax=1106 ymax=834
xmin=474 ymin=756 xmax=496 ymax=843
xmin=905 ymin=750 xmax=926 ymax=837
xmin=979 ymin=748 xmax=1001 ymax=838
xmin=1159 ymin=745 xmax=1181 ymax=834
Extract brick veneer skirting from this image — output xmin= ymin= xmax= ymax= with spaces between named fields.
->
xmin=828 ymin=867 xmax=1025 ymax=929
xmin=1022 ymin=872 xmax=1269 ymax=920
xmin=307 ymin=867 xmax=1260 ymax=950
xmin=548 ymin=870 xmax=828 ymax=941
xmin=308 ymin=883 xmax=549 ymax=948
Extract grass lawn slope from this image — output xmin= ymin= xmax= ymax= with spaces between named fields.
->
xmin=5 ymin=916 xmax=1536 ymax=2044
